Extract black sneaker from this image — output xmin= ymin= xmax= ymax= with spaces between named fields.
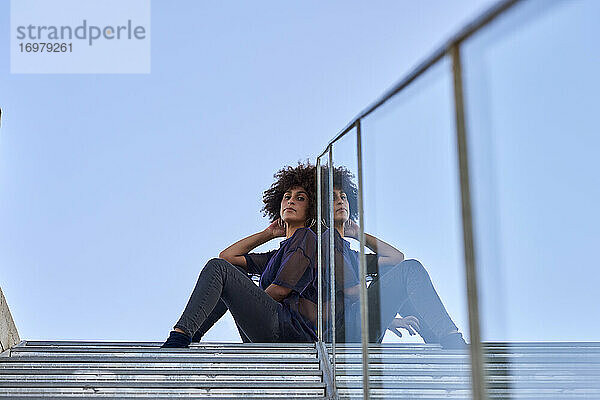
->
xmin=160 ymin=331 xmax=191 ymax=348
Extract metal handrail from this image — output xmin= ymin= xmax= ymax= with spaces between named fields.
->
xmin=317 ymin=0 xmax=520 ymax=158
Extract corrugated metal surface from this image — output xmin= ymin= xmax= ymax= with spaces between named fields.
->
xmin=1 ymin=341 xmax=599 ymax=399
xmin=0 ymin=341 xmax=326 ymax=398
xmin=335 ymin=342 xmax=600 ymax=399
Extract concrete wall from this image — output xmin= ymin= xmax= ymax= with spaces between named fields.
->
xmin=0 ymin=287 xmax=20 ymax=352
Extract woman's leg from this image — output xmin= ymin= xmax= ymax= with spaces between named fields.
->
xmin=192 ymin=300 xmax=250 ymax=343
xmin=173 ymin=258 xmax=281 ymax=343
xmin=191 ymin=300 xmax=227 ymax=342
xmin=367 ymin=259 xmax=464 ymax=346
xmin=191 ymin=263 xmax=254 ymax=343
xmin=191 ymin=300 xmax=252 ymax=343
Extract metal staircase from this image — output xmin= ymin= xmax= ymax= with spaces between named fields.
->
xmin=2 ymin=341 xmax=599 ymax=399
xmin=0 ymin=341 xmax=327 ymax=399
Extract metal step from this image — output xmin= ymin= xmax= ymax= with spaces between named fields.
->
xmin=22 ymin=340 xmax=316 ymax=348
xmin=10 ymin=346 xmax=317 ymax=355
xmin=0 ymin=368 xmax=321 ymax=376
xmin=0 ymin=362 xmax=320 ymax=371
xmin=338 ymin=387 xmax=600 ymax=399
xmin=0 ymin=388 xmax=327 ymax=399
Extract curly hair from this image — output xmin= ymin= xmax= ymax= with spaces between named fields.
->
xmin=319 ymin=165 xmax=359 ymax=221
xmin=262 ymin=161 xmax=316 ymax=223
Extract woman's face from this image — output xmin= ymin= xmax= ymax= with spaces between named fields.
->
xmin=280 ymin=186 xmax=310 ymax=226
xmin=333 ymin=188 xmax=350 ymax=225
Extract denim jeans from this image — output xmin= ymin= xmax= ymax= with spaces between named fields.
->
xmin=341 ymin=259 xmax=459 ymax=343
xmin=191 ymin=299 xmax=251 ymax=343
xmin=190 ymin=262 xmax=251 ymax=342
xmin=174 ymin=258 xmax=280 ymax=342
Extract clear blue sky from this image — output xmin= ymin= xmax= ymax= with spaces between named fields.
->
xmin=9 ymin=0 xmax=593 ymax=344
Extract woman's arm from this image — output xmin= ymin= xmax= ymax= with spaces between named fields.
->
xmin=219 ymin=220 xmax=285 ymax=268
xmin=264 ymin=284 xmax=291 ymax=301
xmin=344 ymin=220 xmax=404 ymax=267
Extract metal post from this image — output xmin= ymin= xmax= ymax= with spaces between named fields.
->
xmin=316 ymin=341 xmax=337 ymax=399
xmin=328 ymin=147 xmax=336 ymax=380
xmin=451 ymin=44 xmax=488 ymax=400
xmin=317 ymin=157 xmax=323 ymax=341
xmin=355 ymin=120 xmax=370 ymax=400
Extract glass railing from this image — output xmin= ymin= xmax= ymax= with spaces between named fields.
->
xmin=314 ymin=0 xmax=600 ymax=398
xmin=360 ymin=55 xmax=471 ymax=398
xmin=462 ymin=0 xmax=600 ymax=398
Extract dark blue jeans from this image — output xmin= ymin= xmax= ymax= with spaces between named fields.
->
xmin=191 ymin=299 xmax=251 ymax=342
xmin=190 ymin=262 xmax=252 ymax=342
xmin=340 ymin=259 xmax=459 ymax=343
xmin=174 ymin=258 xmax=281 ymax=342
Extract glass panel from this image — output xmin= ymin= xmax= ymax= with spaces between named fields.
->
xmin=463 ymin=0 xmax=600 ymax=397
xmin=322 ymin=128 xmax=365 ymax=399
xmin=317 ymin=153 xmax=334 ymax=347
xmin=318 ymin=148 xmax=349 ymax=400
xmin=361 ymin=57 xmax=471 ymax=398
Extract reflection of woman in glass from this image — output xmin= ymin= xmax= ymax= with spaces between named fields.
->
xmin=161 ymin=163 xmax=318 ymax=347
xmin=323 ymin=167 xmax=466 ymax=349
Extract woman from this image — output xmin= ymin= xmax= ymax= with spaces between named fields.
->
xmin=161 ymin=163 xmax=319 ymax=347
xmin=322 ymin=166 xmax=467 ymax=349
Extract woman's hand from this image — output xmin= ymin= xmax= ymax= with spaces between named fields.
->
xmin=219 ymin=223 xmax=284 ymax=268
xmin=265 ymin=219 xmax=286 ymax=239
xmin=387 ymin=316 xmax=420 ymax=338
xmin=343 ymin=220 xmax=360 ymax=239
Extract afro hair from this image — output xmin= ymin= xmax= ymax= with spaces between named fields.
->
xmin=262 ymin=161 xmax=317 ymax=223
xmin=319 ymin=165 xmax=359 ymax=222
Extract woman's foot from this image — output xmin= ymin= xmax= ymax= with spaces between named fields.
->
xmin=160 ymin=330 xmax=191 ymax=348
